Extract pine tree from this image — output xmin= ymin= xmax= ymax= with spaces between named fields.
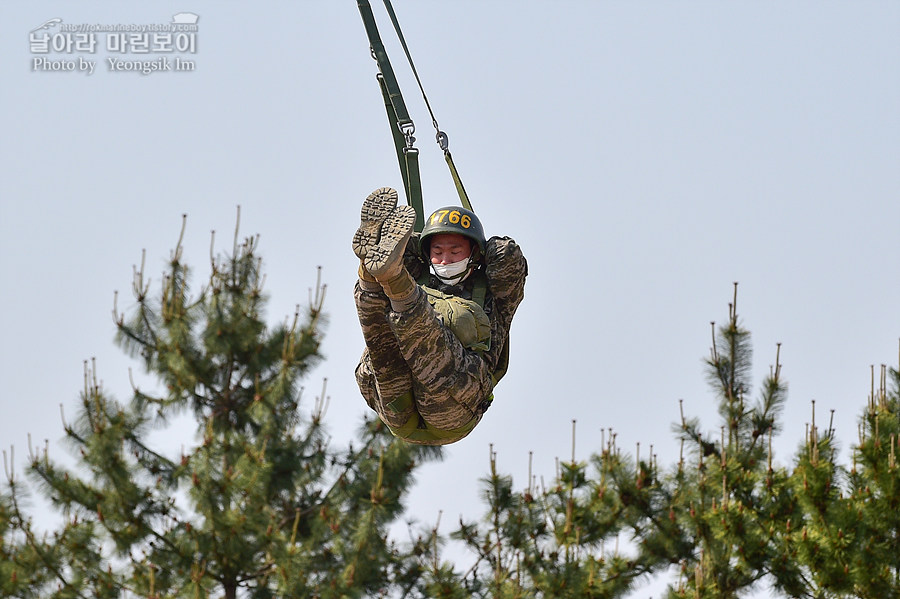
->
xmin=445 ymin=433 xmax=667 ymax=599
xmin=443 ymin=285 xmax=802 ymax=598
xmin=657 ymin=290 xmax=900 ymax=599
xmin=846 ymin=360 xmax=900 ymax=597
xmin=789 ymin=358 xmax=900 ymax=598
xmin=448 ymin=285 xmax=796 ymax=598
xmin=2 ymin=214 xmax=440 ymax=598
xmin=659 ymin=284 xmax=800 ymax=598
xmin=425 ymin=285 xmax=900 ymax=599
xmin=782 ymin=398 xmax=852 ymax=597
xmin=2 ymin=453 xmax=58 ymax=598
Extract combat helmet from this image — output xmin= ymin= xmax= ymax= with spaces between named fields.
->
xmin=420 ymin=206 xmax=486 ymax=262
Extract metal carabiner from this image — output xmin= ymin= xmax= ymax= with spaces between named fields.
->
xmin=435 ymin=130 xmax=449 ymax=152
xmin=400 ymin=122 xmax=416 ymax=149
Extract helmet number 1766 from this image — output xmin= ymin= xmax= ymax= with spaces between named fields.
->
xmin=431 ymin=210 xmax=471 ymax=229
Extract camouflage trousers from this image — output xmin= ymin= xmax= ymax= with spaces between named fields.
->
xmin=354 ymin=283 xmax=495 ymax=445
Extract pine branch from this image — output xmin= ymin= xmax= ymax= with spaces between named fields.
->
xmin=6 ymin=473 xmax=89 ymax=598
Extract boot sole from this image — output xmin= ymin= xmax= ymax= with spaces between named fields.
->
xmin=366 ymin=206 xmax=417 ymax=277
xmin=352 ymin=187 xmax=398 ymax=260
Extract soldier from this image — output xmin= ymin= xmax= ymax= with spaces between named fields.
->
xmin=352 ymin=187 xmax=528 ymax=445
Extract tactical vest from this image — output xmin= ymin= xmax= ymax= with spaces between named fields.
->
xmin=421 ymin=286 xmax=491 ymax=351
xmin=418 ymin=269 xmax=510 ymax=384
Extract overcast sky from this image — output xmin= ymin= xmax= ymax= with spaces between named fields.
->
xmin=2 ymin=2 xmax=898 ymax=596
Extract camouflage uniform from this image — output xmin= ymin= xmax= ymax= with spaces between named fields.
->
xmin=354 ymin=236 xmax=527 ymax=445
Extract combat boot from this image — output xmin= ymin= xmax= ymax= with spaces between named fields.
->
xmin=353 ymin=187 xmax=398 ymax=292
xmin=353 ymin=187 xmax=399 ymax=262
xmin=352 ymin=187 xmax=418 ymax=309
xmin=365 ymin=205 xmax=416 ymax=279
xmin=370 ymin=207 xmax=419 ymax=312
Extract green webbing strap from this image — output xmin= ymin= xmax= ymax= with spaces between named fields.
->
xmin=380 ymin=0 xmax=473 ymax=213
xmin=401 ymin=416 xmax=479 ymax=444
xmin=471 ymin=270 xmax=487 ymax=309
xmin=377 ymin=74 xmax=410 ymax=200
xmin=469 ymin=271 xmax=509 ymax=384
xmin=406 ymin=151 xmax=424 ymax=232
xmin=358 ymin=0 xmax=411 ymax=127
xmin=415 ymin=270 xmax=487 ymax=309
xmin=386 ymin=392 xmax=412 ymax=415
xmin=376 ymin=74 xmax=424 ymax=231
xmin=359 ymin=0 xmax=426 ymax=231
xmin=445 ymin=150 xmax=473 ymax=212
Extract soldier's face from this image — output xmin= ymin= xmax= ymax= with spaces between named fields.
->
xmin=429 ymin=234 xmax=472 ymax=265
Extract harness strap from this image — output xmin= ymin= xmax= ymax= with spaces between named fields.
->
xmin=357 ymin=0 xmax=473 ymax=218
xmin=470 ymin=270 xmax=487 ymax=309
xmin=377 ymin=77 xmax=424 ymax=230
xmin=446 ymin=150 xmax=473 ymax=212
xmin=361 ymin=3 xmax=426 ymax=231
xmin=415 ymin=270 xmax=487 ymax=308
xmin=382 ymin=0 xmax=439 ymax=134
xmin=469 ymin=271 xmax=509 ymax=384
xmin=382 ymin=0 xmax=473 ymax=212
xmin=357 ymin=0 xmax=411 ymax=126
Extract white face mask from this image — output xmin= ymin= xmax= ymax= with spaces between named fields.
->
xmin=432 ymin=257 xmax=472 ymax=284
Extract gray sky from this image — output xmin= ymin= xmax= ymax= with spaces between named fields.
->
xmin=2 ymin=2 xmax=899 ymax=596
